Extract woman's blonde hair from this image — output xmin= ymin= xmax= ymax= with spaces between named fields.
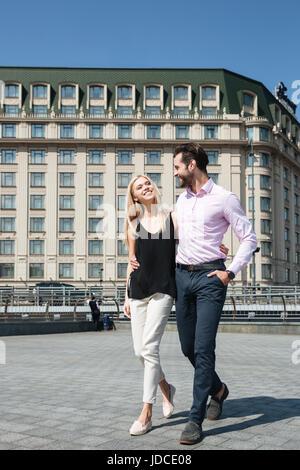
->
xmin=124 ymin=174 xmax=170 ymax=248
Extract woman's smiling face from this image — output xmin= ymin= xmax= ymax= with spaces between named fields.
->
xmin=132 ymin=176 xmax=155 ymax=204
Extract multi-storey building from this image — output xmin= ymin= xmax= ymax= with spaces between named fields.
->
xmin=0 ymin=67 xmax=299 ymax=286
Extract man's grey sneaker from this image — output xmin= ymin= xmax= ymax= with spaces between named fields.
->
xmin=206 ymin=383 xmax=229 ymax=420
xmin=179 ymin=421 xmax=203 ymax=445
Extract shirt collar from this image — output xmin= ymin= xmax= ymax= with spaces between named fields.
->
xmin=186 ymin=178 xmax=214 ymax=197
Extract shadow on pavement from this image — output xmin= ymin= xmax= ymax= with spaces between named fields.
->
xmin=152 ymin=396 xmax=300 ymax=435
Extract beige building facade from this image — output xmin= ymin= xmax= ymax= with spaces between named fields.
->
xmin=0 ymin=67 xmax=299 ymax=286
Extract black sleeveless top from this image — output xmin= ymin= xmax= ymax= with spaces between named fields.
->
xmin=128 ymin=213 xmax=176 ymax=300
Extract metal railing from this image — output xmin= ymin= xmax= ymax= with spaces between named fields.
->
xmin=0 ymin=285 xmax=300 ymax=323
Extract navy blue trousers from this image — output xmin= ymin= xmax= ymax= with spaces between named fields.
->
xmin=175 ymin=262 xmax=227 ymax=426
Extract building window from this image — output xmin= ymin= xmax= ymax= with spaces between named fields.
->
xmin=117 ymin=263 xmax=127 ymax=279
xmin=1 ymin=150 xmax=16 ymax=164
xmin=0 ymin=218 xmax=15 ymax=232
xmin=30 ymin=195 xmax=45 ymax=209
xmin=261 ymin=241 xmax=271 ymax=256
xmin=262 ymin=264 xmax=272 ymax=279
xmin=4 ymin=105 xmax=18 ymax=115
xmin=89 ymin=124 xmax=103 ymax=139
xmin=294 ymin=194 xmax=299 ymax=207
xmin=59 ymin=195 xmax=74 ymax=210
xmin=88 ymin=240 xmax=103 ymax=255
xmin=33 ymin=105 xmax=48 ymax=116
xmin=1 ymin=172 xmax=16 ymax=187
xmin=284 ymin=228 xmax=289 ymax=241
xmin=59 ymin=173 xmax=74 ymax=187
xmin=61 ymin=86 xmax=76 ymax=98
xmin=118 ymin=173 xmax=132 ymax=187
xmin=59 ymin=263 xmax=74 ymax=278
xmin=118 ymin=125 xmax=132 ymax=139
xmin=174 ymin=86 xmax=188 ymax=99
xmin=285 ymin=247 xmax=290 ymax=262
xmin=260 ymin=175 xmax=270 ymax=190
xmin=89 ymin=86 xmax=104 ymax=99
xmin=117 ymin=106 xmax=132 ymax=116
xmin=59 ymin=150 xmax=74 ymax=164
xmin=0 ymin=240 xmax=15 ymax=255
xmin=30 ymin=150 xmax=45 ymax=164
xmin=285 ymin=268 xmax=290 ymax=282
xmin=117 ymin=195 xmax=126 ymax=210
xmin=259 ymin=127 xmax=269 ymax=141
xmin=296 ymin=232 xmax=300 ymax=245
xmin=88 ymin=263 xmax=103 ymax=278
xmin=118 ymin=150 xmax=132 ymax=165
xmin=88 ymin=218 xmax=103 ymax=233
xmin=248 ymin=174 xmax=254 ymax=189
xmin=0 ymin=264 xmax=14 ymax=278
xmin=296 ymin=252 xmax=300 ymax=264
xmin=118 ymin=240 xmax=128 ymax=255
xmin=208 ymin=173 xmax=218 ymax=184
xmin=207 ymin=151 xmax=218 ymax=165
xmin=204 ymin=125 xmax=218 ymax=139
xmin=31 ymin=124 xmax=45 ymax=138
xmin=5 ymin=84 xmax=19 ymax=98
xmin=60 ymin=124 xmax=75 ymax=139
xmin=146 ymin=86 xmax=160 ymax=99
xmin=61 ymin=106 xmax=76 ymax=116
xmin=295 ymin=213 xmax=299 ymax=226
xmin=174 ymin=106 xmax=189 ymax=116
xmin=176 ymin=125 xmax=189 ymax=139
xmin=202 ymin=107 xmax=217 ymax=116
xmin=29 ymin=240 xmax=44 ymax=255
xmin=147 ymin=125 xmax=161 ymax=139
xmin=146 ymin=106 xmax=161 ymax=115
xmin=294 ymin=175 xmax=298 ymax=188
xmin=284 ymin=207 xmax=289 ymax=220
xmin=33 ymin=85 xmax=47 ymax=98
xmin=1 ymin=195 xmax=15 ymax=209
xmin=247 ymin=127 xmax=254 ymax=140
xmin=260 ymin=197 xmax=271 ymax=211
xmin=146 ymin=150 xmax=161 ymax=165
xmin=283 ymin=167 xmax=288 ymax=180
xmin=59 ymin=218 xmax=74 ymax=232
xmin=243 ymin=93 xmax=254 ymax=107
xmin=248 ymin=197 xmax=254 ymax=211
xmin=260 ymin=153 xmax=269 ymax=167
xmin=30 ymin=217 xmax=45 ymax=232
xmin=88 ymin=150 xmax=103 ymax=164
xmin=117 ymin=218 xmax=125 ymax=233
xmin=88 ymin=173 xmax=103 ymax=187
xmin=59 ymin=240 xmax=74 ymax=255
xmin=146 ymin=173 xmax=161 ymax=187
xmin=118 ymin=86 xmax=132 ymax=99
xmin=89 ymin=106 xmax=104 ymax=116
xmin=202 ymin=86 xmax=216 ymax=100
xmin=88 ymin=195 xmax=103 ymax=210
xmin=284 ymin=187 xmax=289 ymax=201
xmin=2 ymin=124 xmax=16 ymax=138
xmin=261 ymin=219 xmax=271 ymax=234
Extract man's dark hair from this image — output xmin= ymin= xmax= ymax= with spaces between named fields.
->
xmin=91 ymin=295 xmax=95 ymax=300
xmin=173 ymin=143 xmax=209 ymax=172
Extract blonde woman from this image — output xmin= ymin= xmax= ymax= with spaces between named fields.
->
xmin=124 ymin=174 xmax=228 ymax=436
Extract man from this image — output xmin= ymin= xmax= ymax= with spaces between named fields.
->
xmin=88 ymin=295 xmax=101 ymax=331
xmin=173 ymin=143 xmax=257 ymax=444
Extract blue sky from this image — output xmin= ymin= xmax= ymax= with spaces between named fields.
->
xmin=1 ymin=0 xmax=299 ymax=118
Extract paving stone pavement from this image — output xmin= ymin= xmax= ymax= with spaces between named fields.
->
xmin=0 ymin=328 xmax=299 ymax=450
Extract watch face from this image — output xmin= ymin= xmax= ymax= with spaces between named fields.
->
xmin=227 ymin=270 xmax=235 ymax=279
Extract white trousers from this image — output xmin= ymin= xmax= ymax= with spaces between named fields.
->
xmin=130 ymin=292 xmax=174 ymax=404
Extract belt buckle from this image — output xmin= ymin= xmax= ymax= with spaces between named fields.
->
xmin=187 ymin=265 xmax=194 ymax=271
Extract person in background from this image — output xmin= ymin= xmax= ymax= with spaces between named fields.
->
xmin=88 ymin=295 xmax=101 ymax=331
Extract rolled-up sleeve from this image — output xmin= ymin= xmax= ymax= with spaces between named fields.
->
xmin=223 ymin=193 xmax=257 ymax=276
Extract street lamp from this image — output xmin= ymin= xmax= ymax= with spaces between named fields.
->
xmin=248 ymin=140 xmax=259 ymax=289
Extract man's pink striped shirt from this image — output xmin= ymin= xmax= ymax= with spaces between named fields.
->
xmin=176 ymin=178 xmax=257 ymax=275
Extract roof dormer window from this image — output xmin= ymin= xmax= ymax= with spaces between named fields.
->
xmin=118 ymin=86 xmax=132 ymax=99
xmin=5 ymin=84 xmax=19 ymax=98
xmin=61 ymin=85 xmax=76 ymax=99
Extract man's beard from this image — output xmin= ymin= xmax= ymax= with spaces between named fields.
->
xmin=179 ymin=172 xmax=193 ymax=188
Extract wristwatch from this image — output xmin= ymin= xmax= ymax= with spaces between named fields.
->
xmin=225 ymin=270 xmax=235 ymax=280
